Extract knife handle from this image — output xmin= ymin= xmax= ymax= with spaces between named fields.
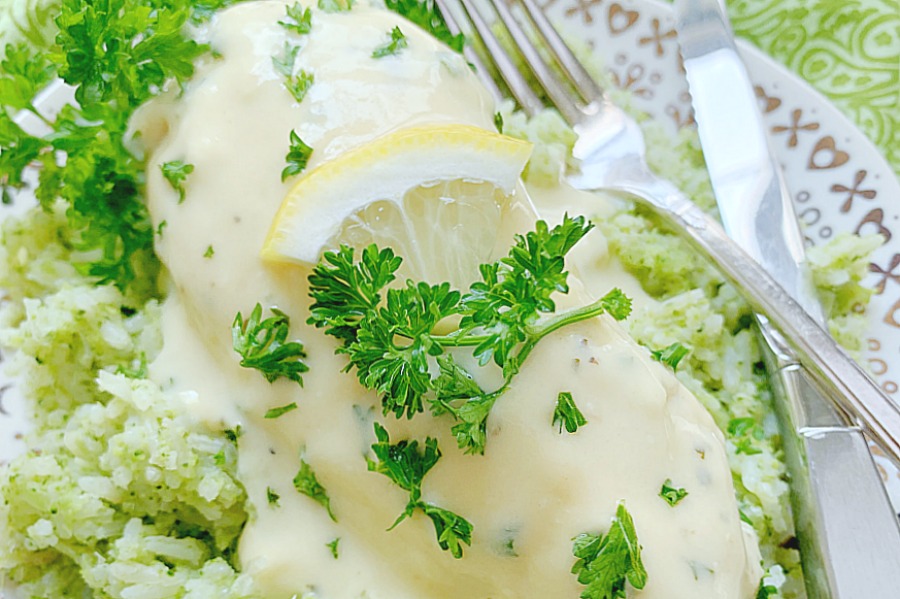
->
xmin=620 ymin=175 xmax=900 ymax=462
xmin=760 ymin=330 xmax=900 ymax=597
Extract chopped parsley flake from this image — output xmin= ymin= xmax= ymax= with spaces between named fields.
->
xmin=727 ymin=417 xmax=764 ymax=456
xmin=272 ymin=42 xmax=299 ymax=77
xmin=650 ymin=342 xmax=689 ymax=371
xmin=282 ymin=129 xmax=314 ymax=181
xmin=203 ymin=245 xmax=214 ymax=258
xmin=659 ymin=479 xmax=688 ymax=506
xmin=232 ymin=303 xmax=309 ymax=385
xmin=756 ymin=579 xmax=778 ymax=599
xmin=279 ymin=2 xmax=313 ymax=33
xmin=372 ymin=26 xmax=408 ymax=58
xmin=265 ymin=402 xmax=299 ymax=419
xmin=267 ymin=487 xmax=281 ymax=506
xmin=271 ymin=43 xmax=314 ymax=102
xmin=160 ymin=160 xmax=194 ymax=204
xmin=553 ymin=391 xmax=587 ymax=433
xmin=293 ymin=459 xmax=337 ymax=521
xmin=572 ymin=502 xmax=647 ymax=599
xmin=317 ymin=0 xmax=354 ymax=12
xmin=224 ymin=425 xmax=243 ymax=446
xmin=286 ymin=69 xmax=315 ymax=102
xmin=383 ymin=0 xmax=465 ymax=52
xmin=494 ymin=111 xmax=504 ymax=133
xmin=326 ymin=537 xmax=340 ymax=559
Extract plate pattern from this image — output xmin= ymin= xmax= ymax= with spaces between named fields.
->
xmin=539 ymin=0 xmax=900 ymax=508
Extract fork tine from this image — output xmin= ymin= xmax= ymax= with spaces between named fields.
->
xmin=434 ymin=0 xmax=506 ymax=105
xmin=489 ymin=0 xmax=583 ymax=125
xmin=456 ymin=0 xmax=545 ymax=117
xmin=516 ymin=0 xmax=606 ymax=104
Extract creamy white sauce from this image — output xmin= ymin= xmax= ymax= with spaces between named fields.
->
xmin=131 ymin=2 xmax=762 ymax=597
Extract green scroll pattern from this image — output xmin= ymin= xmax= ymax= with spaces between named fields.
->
xmin=727 ymin=0 xmax=900 ymax=176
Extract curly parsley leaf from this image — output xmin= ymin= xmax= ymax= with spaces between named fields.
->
xmin=160 ymin=160 xmax=194 ymax=203
xmin=572 ymin=502 xmax=647 ymax=599
xmin=308 ymin=216 xmax=631 ymax=454
xmin=308 ymin=244 xmax=403 ymax=343
xmin=367 ymin=422 xmax=473 ymax=557
xmin=459 ymin=215 xmax=596 ymax=376
xmin=232 ymin=303 xmax=309 ymax=385
xmin=354 ymin=281 xmax=462 ymax=419
xmin=282 ymin=129 xmax=313 ymax=181
xmin=553 ymin=391 xmax=587 ymax=433
xmin=383 ymin=0 xmax=465 ymax=52
xmin=421 ymin=503 xmax=474 ymax=559
xmin=372 ymin=26 xmax=408 ymax=58
xmin=650 ymin=342 xmax=689 ymax=371
xmin=293 ymin=459 xmax=337 ymax=521
xmin=659 ymin=479 xmax=688 ymax=506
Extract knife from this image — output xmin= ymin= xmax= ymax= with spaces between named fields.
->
xmin=673 ymin=0 xmax=900 ymax=596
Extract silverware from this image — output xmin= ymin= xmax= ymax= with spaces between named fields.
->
xmin=434 ymin=0 xmax=900 ymax=463
xmin=674 ymin=0 xmax=900 ymax=595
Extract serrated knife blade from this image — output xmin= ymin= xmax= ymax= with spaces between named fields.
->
xmin=673 ymin=0 xmax=900 ymax=597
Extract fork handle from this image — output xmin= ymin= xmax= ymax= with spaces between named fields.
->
xmin=613 ymin=177 xmax=900 ymax=463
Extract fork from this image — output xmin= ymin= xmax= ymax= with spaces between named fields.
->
xmin=433 ymin=0 xmax=900 ymax=459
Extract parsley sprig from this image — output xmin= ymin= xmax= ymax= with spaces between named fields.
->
xmin=0 ymin=0 xmax=217 ymax=290
xmin=367 ymin=423 xmax=473 ymax=558
xmin=308 ymin=216 xmax=631 ymax=454
xmin=232 ymin=303 xmax=309 ymax=385
xmin=572 ymin=502 xmax=647 ymax=599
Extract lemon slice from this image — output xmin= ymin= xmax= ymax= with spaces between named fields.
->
xmin=262 ymin=124 xmax=533 ymax=286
